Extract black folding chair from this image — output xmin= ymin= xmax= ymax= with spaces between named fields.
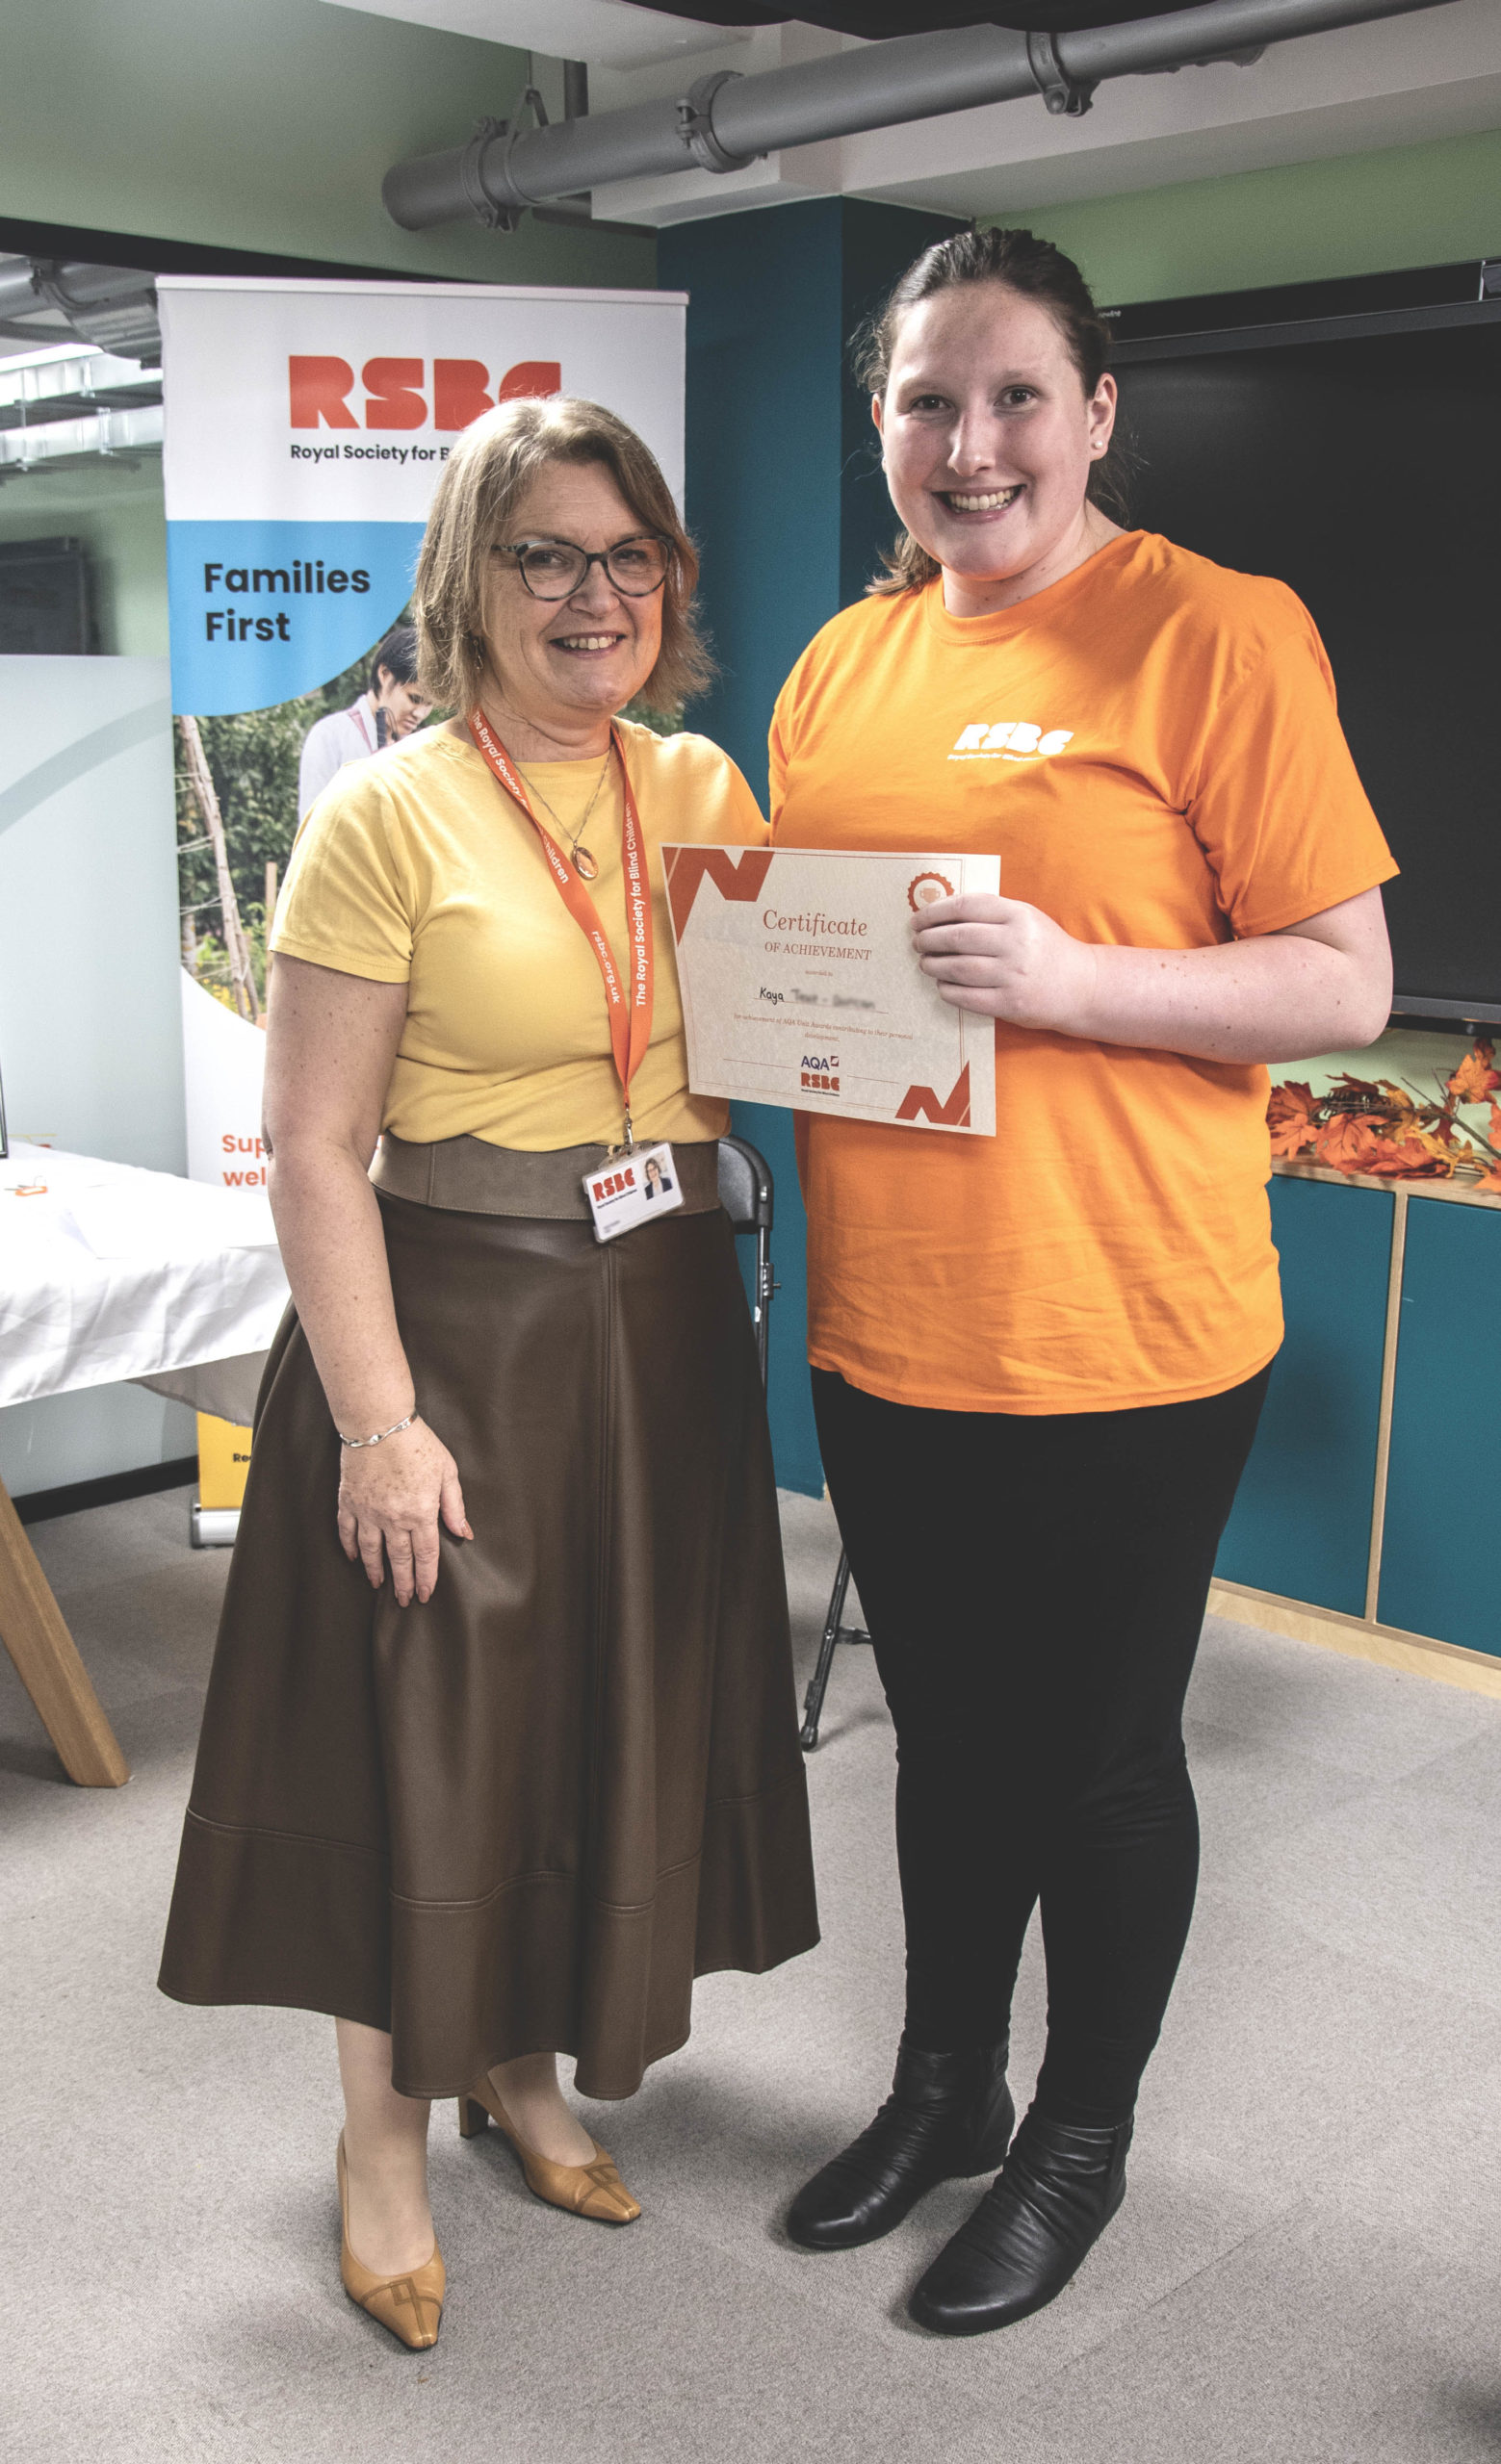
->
xmin=798 ymin=1548 xmax=869 ymax=1753
xmin=715 ymin=1135 xmax=867 ymax=1755
xmin=715 ymin=1135 xmax=775 ymax=1389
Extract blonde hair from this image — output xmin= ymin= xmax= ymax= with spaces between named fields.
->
xmin=413 ymin=396 xmax=711 ymax=716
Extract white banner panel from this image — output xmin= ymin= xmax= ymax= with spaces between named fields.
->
xmin=160 ymin=273 xmax=686 ymax=1198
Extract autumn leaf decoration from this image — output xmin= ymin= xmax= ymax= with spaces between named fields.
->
xmin=1267 ymin=1040 xmax=1501 ymax=1189
xmin=1446 ymin=1042 xmax=1501 ymax=1107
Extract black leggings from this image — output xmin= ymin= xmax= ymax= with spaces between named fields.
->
xmin=813 ymin=1364 xmax=1269 ymax=2123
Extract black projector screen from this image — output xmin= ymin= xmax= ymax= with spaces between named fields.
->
xmin=1112 ymin=313 xmax=1500 ymax=1018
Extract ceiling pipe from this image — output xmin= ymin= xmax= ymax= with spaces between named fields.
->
xmin=0 ymin=260 xmax=161 ymax=361
xmin=383 ymin=0 xmax=1458 ymax=234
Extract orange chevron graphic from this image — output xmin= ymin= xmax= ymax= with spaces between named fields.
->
xmin=894 ymin=1064 xmax=971 ymax=1128
xmin=664 ymin=844 xmax=775 ymax=937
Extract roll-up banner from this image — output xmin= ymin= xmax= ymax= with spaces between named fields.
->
xmin=159 ymin=275 xmax=686 ymax=1189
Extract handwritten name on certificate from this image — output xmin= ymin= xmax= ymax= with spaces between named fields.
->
xmin=661 ymin=846 xmax=999 ymax=1136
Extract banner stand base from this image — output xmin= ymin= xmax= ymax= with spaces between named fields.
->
xmin=190 ymin=1502 xmax=241 ymax=1549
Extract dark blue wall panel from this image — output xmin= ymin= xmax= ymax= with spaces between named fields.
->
xmin=1215 ymin=1174 xmax=1392 ymax=1613
xmin=660 ymin=202 xmax=844 ymax=808
xmin=1378 ymin=1198 xmax=1501 ymax=1654
xmin=662 ymin=205 xmax=841 ymax=1497
xmin=660 ymin=201 xmax=959 ymax=1496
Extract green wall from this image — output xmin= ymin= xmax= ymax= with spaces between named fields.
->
xmin=0 ymin=0 xmax=653 ymax=292
xmin=1001 ymin=125 xmax=1501 ymax=304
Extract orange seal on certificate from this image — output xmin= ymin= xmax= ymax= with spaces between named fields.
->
xmin=907 ymin=871 xmax=954 ymax=911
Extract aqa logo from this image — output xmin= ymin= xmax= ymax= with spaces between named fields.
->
xmin=289 ymin=355 xmax=562 ymax=433
xmin=801 ymin=1055 xmax=841 ymax=1093
xmin=949 ymin=722 xmax=1074 ymax=761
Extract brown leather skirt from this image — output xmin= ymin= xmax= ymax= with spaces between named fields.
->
xmin=158 ymin=1168 xmax=818 ymax=2099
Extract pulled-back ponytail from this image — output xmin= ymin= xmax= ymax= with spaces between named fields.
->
xmin=854 ymin=226 xmax=1135 ymax=596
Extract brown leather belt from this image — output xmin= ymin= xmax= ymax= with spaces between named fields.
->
xmin=371 ymin=1130 xmax=723 ymax=1221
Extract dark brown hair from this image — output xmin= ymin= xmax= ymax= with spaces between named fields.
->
xmin=854 ymin=225 xmax=1134 ymax=596
xmin=413 ymin=395 xmax=712 ymax=716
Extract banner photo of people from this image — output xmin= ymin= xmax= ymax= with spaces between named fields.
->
xmin=158 ymin=273 xmax=686 ymax=1189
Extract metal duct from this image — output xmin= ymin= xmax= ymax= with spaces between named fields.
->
xmin=384 ymin=0 xmax=1458 ymax=233
xmin=0 ymin=261 xmax=160 ymax=362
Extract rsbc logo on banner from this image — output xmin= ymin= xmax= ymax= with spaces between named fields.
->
xmin=290 ymin=357 xmax=562 ymax=433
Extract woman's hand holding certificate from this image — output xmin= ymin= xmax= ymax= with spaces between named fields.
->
xmin=913 ymin=890 xmax=1097 ymax=1034
xmin=663 ymin=843 xmax=1000 ymax=1135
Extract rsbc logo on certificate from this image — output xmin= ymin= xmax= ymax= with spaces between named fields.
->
xmin=661 ymin=846 xmax=999 ymax=1136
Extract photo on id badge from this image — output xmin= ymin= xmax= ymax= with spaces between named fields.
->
xmin=583 ymin=1144 xmax=682 ymax=1242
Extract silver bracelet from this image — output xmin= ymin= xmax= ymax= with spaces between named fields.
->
xmin=338 ymin=1411 xmax=419 ymax=1450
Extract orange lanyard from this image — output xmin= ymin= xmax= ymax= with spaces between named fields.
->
xmin=467 ymin=706 xmax=654 ymax=1146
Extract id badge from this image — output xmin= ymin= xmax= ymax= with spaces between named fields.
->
xmin=582 ymin=1142 xmax=684 ymax=1244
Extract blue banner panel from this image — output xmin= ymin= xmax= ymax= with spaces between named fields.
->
xmin=168 ymin=521 xmax=425 ymax=714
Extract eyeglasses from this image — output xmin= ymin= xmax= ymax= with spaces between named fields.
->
xmin=493 ymin=534 xmax=672 ymax=601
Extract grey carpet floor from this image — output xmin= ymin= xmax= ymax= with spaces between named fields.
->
xmin=5 ymin=1483 xmax=1501 ymax=2464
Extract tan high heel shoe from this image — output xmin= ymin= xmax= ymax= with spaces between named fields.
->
xmin=336 ymin=2134 xmax=446 ymax=2348
xmin=458 ymin=2075 xmax=641 ymax=2224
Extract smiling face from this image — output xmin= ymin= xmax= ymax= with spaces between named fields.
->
xmin=874 ymin=283 xmax=1118 ymax=617
xmin=478 ymin=459 xmax=664 ymax=748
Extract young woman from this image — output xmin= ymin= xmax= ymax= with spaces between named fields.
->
xmin=297 ymin=624 xmax=432 ymax=818
xmin=774 ymin=229 xmax=1394 ymax=2336
xmin=160 ymin=398 xmax=817 ymax=2348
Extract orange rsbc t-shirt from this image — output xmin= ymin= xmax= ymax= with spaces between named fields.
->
xmin=769 ymin=531 xmax=1397 ymax=1416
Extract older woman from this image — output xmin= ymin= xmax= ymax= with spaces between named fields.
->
xmin=160 ymin=397 xmax=817 ymax=2348
xmin=774 ymin=228 xmax=1394 ymax=2335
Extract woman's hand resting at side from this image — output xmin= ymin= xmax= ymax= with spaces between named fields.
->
xmin=336 ymin=1416 xmax=473 ymax=1608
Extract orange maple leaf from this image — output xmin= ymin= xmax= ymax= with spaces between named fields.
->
xmin=1446 ymin=1040 xmax=1500 ymax=1107
xmin=1311 ymin=1114 xmax=1452 ymax=1179
xmin=1357 ymin=1136 xmax=1452 ymax=1179
xmin=1267 ymin=1080 xmax=1320 ymax=1158
xmin=1310 ymin=1111 xmax=1381 ymax=1172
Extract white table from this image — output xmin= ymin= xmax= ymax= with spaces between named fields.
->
xmin=0 ymin=1140 xmax=288 ymax=1784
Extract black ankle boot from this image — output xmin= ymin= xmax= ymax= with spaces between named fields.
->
xmin=907 ymin=2107 xmax=1132 ymax=2334
xmin=786 ymin=2038 xmax=1014 ymax=2252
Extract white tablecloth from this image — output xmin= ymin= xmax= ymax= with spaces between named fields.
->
xmin=0 ymin=1141 xmax=288 ymax=1422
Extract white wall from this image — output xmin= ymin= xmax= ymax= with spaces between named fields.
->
xmin=0 ymin=654 xmax=194 ymax=1496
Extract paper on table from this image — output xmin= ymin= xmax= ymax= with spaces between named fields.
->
xmin=662 ymin=844 xmax=999 ymax=1135
xmin=0 ymin=1141 xmax=289 ymax=1411
xmin=65 ymin=1178 xmax=276 ymax=1260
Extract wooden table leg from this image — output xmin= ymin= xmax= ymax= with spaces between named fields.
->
xmin=0 ymin=1475 xmax=129 ymax=1786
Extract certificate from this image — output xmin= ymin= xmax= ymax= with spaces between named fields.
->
xmin=661 ymin=844 xmax=999 ymax=1136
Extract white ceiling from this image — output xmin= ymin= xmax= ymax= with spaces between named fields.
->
xmin=320 ymin=0 xmax=1501 ymax=227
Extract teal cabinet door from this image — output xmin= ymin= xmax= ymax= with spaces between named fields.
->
xmin=1378 ymin=1199 xmax=1501 ymax=1655
xmin=1215 ymin=1175 xmax=1392 ymax=1613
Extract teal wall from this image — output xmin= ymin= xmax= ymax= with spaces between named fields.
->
xmin=661 ymin=200 xmax=959 ymax=1497
xmin=1215 ymin=1177 xmax=1392 ymax=1617
xmin=1379 ymin=1201 xmax=1501 ymax=1655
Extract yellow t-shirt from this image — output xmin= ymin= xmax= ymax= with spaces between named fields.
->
xmin=770 ymin=531 xmax=1398 ymax=1416
xmin=271 ymin=719 xmax=766 ymax=1149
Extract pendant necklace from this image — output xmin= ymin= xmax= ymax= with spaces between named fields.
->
xmin=516 ymin=750 xmax=612 ymax=881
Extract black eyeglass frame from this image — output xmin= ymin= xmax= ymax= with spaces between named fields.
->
xmin=492 ymin=533 xmax=674 ymax=602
